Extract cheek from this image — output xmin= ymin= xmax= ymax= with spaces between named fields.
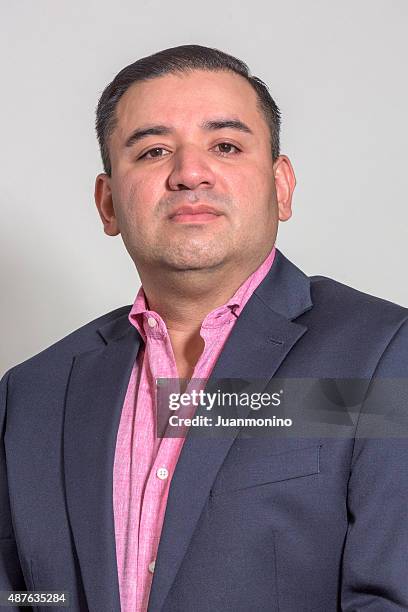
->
xmin=230 ymin=171 xmax=275 ymax=221
xmin=114 ymin=172 xmax=159 ymax=221
xmin=251 ymin=163 xmax=275 ymax=196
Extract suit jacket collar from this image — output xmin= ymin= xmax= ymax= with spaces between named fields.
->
xmin=63 ymin=247 xmax=312 ymax=612
xmin=96 ymin=248 xmax=313 ymax=345
xmin=254 ymin=248 xmax=313 ymax=320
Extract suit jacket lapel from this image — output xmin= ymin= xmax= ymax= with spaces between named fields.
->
xmin=147 ymin=249 xmax=313 ymax=611
xmin=64 ymin=316 xmax=141 ymax=612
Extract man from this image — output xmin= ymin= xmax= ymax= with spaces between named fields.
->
xmin=1 ymin=44 xmax=408 ymax=612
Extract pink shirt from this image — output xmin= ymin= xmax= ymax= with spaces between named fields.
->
xmin=113 ymin=246 xmax=276 ymax=611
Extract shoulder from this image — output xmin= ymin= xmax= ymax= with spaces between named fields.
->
xmin=309 ymin=273 xmax=408 ymax=323
xmin=1 ymin=305 xmax=132 ymax=384
xmin=308 ymin=274 xmax=408 ymax=372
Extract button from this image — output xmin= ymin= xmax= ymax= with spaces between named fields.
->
xmin=156 ymin=467 xmax=169 ymax=480
xmin=147 ymin=316 xmax=157 ymax=328
xmin=148 ymin=560 xmax=156 ymax=574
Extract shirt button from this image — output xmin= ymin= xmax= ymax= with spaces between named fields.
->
xmin=148 ymin=560 xmax=156 ymax=574
xmin=147 ymin=316 xmax=157 ymax=328
xmin=156 ymin=467 xmax=169 ymax=480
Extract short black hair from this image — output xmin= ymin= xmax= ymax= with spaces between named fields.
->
xmin=95 ymin=44 xmax=281 ymax=176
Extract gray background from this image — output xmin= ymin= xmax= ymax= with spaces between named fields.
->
xmin=1 ymin=0 xmax=407 ymax=374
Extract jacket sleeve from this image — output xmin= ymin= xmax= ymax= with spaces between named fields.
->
xmin=340 ymin=319 xmax=408 ymax=610
xmin=0 ymin=369 xmax=29 ymax=608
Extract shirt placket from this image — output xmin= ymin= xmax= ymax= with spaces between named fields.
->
xmin=136 ymin=312 xmax=236 ymax=611
xmin=137 ymin=325 xmax=180 ymax=611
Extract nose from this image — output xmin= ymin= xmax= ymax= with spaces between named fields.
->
xmin=167 ymin=144 xmax=216 ymax=191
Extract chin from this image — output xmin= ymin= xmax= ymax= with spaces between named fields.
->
xmin=163 ymin=255 xmax=226 ymax=272
xmin=157 ymin=245 xmax=229 ymax=272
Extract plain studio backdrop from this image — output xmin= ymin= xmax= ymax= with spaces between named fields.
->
xmin=1 ymin=0 xmax=407 ymax=374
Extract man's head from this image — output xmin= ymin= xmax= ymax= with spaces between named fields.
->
xmin=94 ymin=44 xmax=295 ymax=279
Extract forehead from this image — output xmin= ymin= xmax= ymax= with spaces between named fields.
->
xmin=112 ymin=69 xmax=268 ymax=141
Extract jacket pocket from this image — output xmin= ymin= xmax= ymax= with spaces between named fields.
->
xmin=211 ymin=443 xmax=321 ymax=496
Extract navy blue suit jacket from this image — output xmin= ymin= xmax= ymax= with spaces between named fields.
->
xmin=1 ymin=249 xmax=408 ymax=611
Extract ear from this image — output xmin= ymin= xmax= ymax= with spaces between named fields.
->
xmin=273 ymin=155 xmax=296 ymax=222
xmin=94 ymin=173 xmax=120 ymax=236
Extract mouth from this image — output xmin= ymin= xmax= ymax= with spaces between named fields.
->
xmin=170 ymin=212 xmax=222 ymax=224
xmin=168 ymin=205 xmax=223 ymax=224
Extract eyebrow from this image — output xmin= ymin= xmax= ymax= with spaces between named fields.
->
xmin=124 ymin=118 xmax=254 ymax=148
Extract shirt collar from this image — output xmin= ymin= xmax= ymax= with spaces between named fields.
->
xmin=128 ymin=245 xmax=276 ymax=336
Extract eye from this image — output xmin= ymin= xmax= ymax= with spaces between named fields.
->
xmin=139 ymin=147 xmax=170 ymax=160
xmin=213 ymin=142 xmax=241 ymax=156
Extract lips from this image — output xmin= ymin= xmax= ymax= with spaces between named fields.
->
xmin=169 ymin=204 xmax=222 ymax=219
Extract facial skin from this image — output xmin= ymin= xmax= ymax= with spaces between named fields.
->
xmin=94 ymin=69 xmax=296 ymax=377
xmin=95 ymin=69 xmax=295 ymax=291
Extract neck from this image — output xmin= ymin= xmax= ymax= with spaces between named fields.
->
xmin=135 ymin=246 xmax=274 ymax=381
xmin=137 ymin=250 xmax=270 ymax=333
